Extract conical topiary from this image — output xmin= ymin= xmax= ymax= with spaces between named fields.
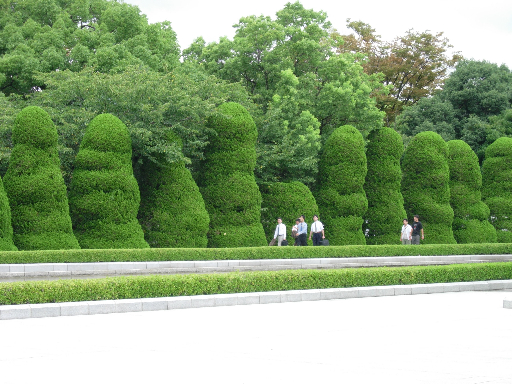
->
xmin=4 ymin=106 xmax=79 ymax=250
xmin=69 ymin=113 xmax=149 ymax=249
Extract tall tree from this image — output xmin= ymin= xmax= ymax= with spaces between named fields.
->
xmin=4 ymin=106 xmax=79 ymax=250
xmin=335 ymin=20 xmax=461 ymax=125
xmin=401 ymin=131 xmax=456 ymax=244
xmin=363 ymin=127 xmax=406 ymax=244
xmin=447 ymin=140 xmax=496 ymax=243
xmin=315 ymin=125 xmax=367 ymax=245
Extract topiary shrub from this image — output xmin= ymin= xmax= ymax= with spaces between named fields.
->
xmin=402 ymin=131 xmax=456 ymax=244
xmin=447 ymin=140 xmax=496 ymax=243
xmin=0 ymin=176 xmax=17 ymax=251
xmin=3 ymin=106 xmax=79 ymax=250
xmin=482 ymin=137 xmax=512 ymax=243
xmin=69 ymin=113 xmax=149 ymax=249
xmin=138 ymin=134 xmax=209 ymax=248
xmin=363 ymin=127 xmax=407 ymax=245
xmin=200 ymin=102 xmax=267 ymax=247
xmin=260 ymin=181 xmax=319 ymax=243
xmin=315 ymin=125 xmax=367 ymax=245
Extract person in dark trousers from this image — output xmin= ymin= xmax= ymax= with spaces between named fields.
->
xmin=411 ymin=215 xmax=424 ymax=244
xmin=309 ymin=215 xmax=325 ymax=246
xmin=297 ymin=215 xmax=308 ymax=246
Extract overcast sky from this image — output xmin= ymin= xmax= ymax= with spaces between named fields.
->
xmin=127 ymin=0 xmax=512 ymax=69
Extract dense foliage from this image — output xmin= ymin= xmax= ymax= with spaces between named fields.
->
xmin=68 ymin=113 xmax=148 ymax=249
xmin=200 ymin=102 xmax=267 ymax=247
xmin=447 ymin=140 xmax=496 ymax=243
xmin=316 ymin=125 xmax=367 ymax=245
xmin=0 ymin=175 xmax=16 ymax=251
xmin=402 ymin=131 xmax=456 ymax=244
xmin=260 ymin=181 xmax=319 ymax=242
xmin=3 ymin=106 xmax=79 ymax=250
xmin=482 ymin=137 xmax=512 ymax=243
xmin=138 ymin=134 xmax=209 ymax=248
xmin=363 ymin=127 xmax=406 ymax=244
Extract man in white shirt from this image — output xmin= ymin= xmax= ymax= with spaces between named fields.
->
xmin=273 ymin=217 xmax=286 ymax=246
xmin=400 ymin=219 xmax=412 ymax=245
xmin=309 ymin=215 xmax=325 ymax=246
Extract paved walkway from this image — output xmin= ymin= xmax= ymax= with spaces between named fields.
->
xmin=1 ymin=290 xmax=511 ymax=383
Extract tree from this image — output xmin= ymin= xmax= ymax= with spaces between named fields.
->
xmin=260 ymin=181 xmax=319 ymax=243
xmin=481 ymin=137 xmax=512 ymax=243
xmin=401 ymin=131 xmax=456 ymax=244
xmin=69 ymin=113 xmax=148 ymax=249
xmin=200 ymin=102 xmax=267 ymax=247
xmin=363 ymin=127 xmax=406 ymax=244
xmin=447 ymin=140 xmax=496 ymax=243
xmin=0 ymin=175 xmax=17 ymax=251
xmin=137 ymin=134 xmax=210 ymax=248
xmin=3 ymin=106 xmax=79 ymax=250
xmin=335 ymin=20 xmax=461 ymax=125
xmin=315 ymin=125 xmax=367 ymax=245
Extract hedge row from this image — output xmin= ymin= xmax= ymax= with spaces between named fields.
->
xmin=1 ymin=262 xmax=511 ymax=305
xmin=1 ymin=243 xmax=512 ymax=264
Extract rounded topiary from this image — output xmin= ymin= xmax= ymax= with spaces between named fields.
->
xmin=482 ymin=137 xmax=512 ymax=243
xmin=3 ymin=106 xmax=79 ymax=250
xmin=260 ymin=181 xmax=319 ymax=243
xmin=315 ymin=125 xmax=367 ymax=245
xmin=138 ymin=135 xmax=209 ymax=248
xmin=0 ymin=176 xmax=17 ymax=251
xmin=402 ymin=131 xmax=456 ymax=244
xmin=201 ymin=102 xmax=267 ymax=247
xmin=69 ymin=113 xmax=149 ymax=249
xmin=447 ymin=140 xmax=496 ymax=243
xmin=363 ymin=127 xmax=407 ymax=245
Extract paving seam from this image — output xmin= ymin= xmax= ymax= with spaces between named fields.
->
xmin=1 ymin=280 xmax=512 ymax=320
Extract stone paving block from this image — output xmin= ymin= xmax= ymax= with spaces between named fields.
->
xmin=426 ymin=283 xmax=447 ymax=294
xmin=409 ymin=284 xmax=429 ymax=295
xmin=0 ymin=304 xmax=31 ymax=320
xmin=167 ymin=297 xmax=192 ymax=310
xmin=504 ymin=299 xmax=512 ymax=309
xmin=320 ymin=288 xmax=345 ymax=300
xmin=259 ymin=292 xmax=281 ymax=304
xmin=213 ymin=294 xmax=238 ymax=307
xmin=8 ymin=264 xmax=24 ymax=273
xmin=145 ymin=262 xmax=162 ymax=270
xmin=116 ymin=299 xmax=143 ymax=313
xmin=301 ymin=289 xmax=321 ymax=301
xmin=0 ymin=264 xmax=10 ymax=273
xmin=281 ymin=290 xmax=303 ymax=303
xmin=227 ymin=261 xmax=241 ymax=267
xmin=24 ymin=264 xmax=53 ymax=273
xmin=190 ymin=295 xmax=215 ymax=308
xmin=169 ymin=261 xmax=195 ymax=268
xmin=60 ymin=302 xmax=89 ymax=317
xmin=455 ymin=282 xmax=478 ymax=292
xmin=441 ymin=283 xmax=460 ymax=293
xmin=67 ymin=263 xmax=94 ymax=271
xmin=239 ymin=260 xmax=262 ymax=267
xmin=215 ymin=261 xmax=231 ymax=268
xmin=142 ymin=298 xmax=169 ymax=311
xmin=52 ymin=264 xmax=68 ymax=272
xmin=236 ymin=293 xmax=260 ymax=305
xmin=88 ymin=300 xmax=117 ymax=315
xmin=355 ymin=286 xmax=394 ymax=298
xmin=393 ymin=285 xmax=412 ymax=295
xmin=30 ymin=303 xmax=61 ymax=318
xmin=501 ymin=280 xmax=512 ymax=289
xmin=195 ymin=261 xmax=218 ymax=268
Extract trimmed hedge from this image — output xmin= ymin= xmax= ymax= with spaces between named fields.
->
xmin=138 ymin=135 xmax=209 ymax=248
xmin=364 ymin=127 xmax=406 ymax=245
xmin=68 ymin=114 xmax=149 ymax=249
xmin=201 ymin=102 xmax=266 ymax=247
xmin=0 ymin=176 xmax=16 ymax=251
xmin=1 ymin=262 xmax=511 ymax=305
xmin=447 ymin=140 xmax=496 ymax=243
xmin=3 ymin=106 xmax=79 ymax=250
xmin=1 ymin=243 xmax=512 ymax=264
xmin=482 ymin=137 xmax=512 ymax=243
xmin=402 ymin=131 xmax=456 ymax=244
xmin=316 ymin=125 xmax=367 ymax=245
xmin=260 ymin=181 xmax=319 ymax=243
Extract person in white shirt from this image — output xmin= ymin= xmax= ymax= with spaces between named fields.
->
xmin=400 ymin=219 xmax=412 ymax=245
xmin=274 ymin=217 xmax=287 ymax=246
xmin=309 ymin=215 xmax=325 ymax=246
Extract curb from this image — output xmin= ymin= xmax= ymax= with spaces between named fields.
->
xmin=505 ymin=298 xmax=512 ymax=309
xmin=2 ymin=279 xmax=512 ymax=320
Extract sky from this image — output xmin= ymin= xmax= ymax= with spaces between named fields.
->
xmin=126 ymin=0 xmax=512 ymax=69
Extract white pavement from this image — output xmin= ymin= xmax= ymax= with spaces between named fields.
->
xmin=1 ymin=290 xmax=511 ymax=384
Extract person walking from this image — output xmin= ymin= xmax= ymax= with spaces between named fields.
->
xmin=400 ymin=219 xmax=412 ymax=245
xmin=297 ymin=215 xmax=308 ymax=246
xmin=292 ymin=218 xmax=300 ymax=246
xmin=273 ymin=217 xmax=286 ymax=246
xmin=309 ymin=215 xmax=325 ymax=246
xmin=411 ymin=215 xmax=424 ymax=245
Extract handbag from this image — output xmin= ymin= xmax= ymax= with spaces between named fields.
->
xmin=281 ymin=239 xmax=288 ymax=246
xmin=269 ymin=238 xmax=276 ymax=246
xmin=320 ymin=239 xmax=329 ymax=246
